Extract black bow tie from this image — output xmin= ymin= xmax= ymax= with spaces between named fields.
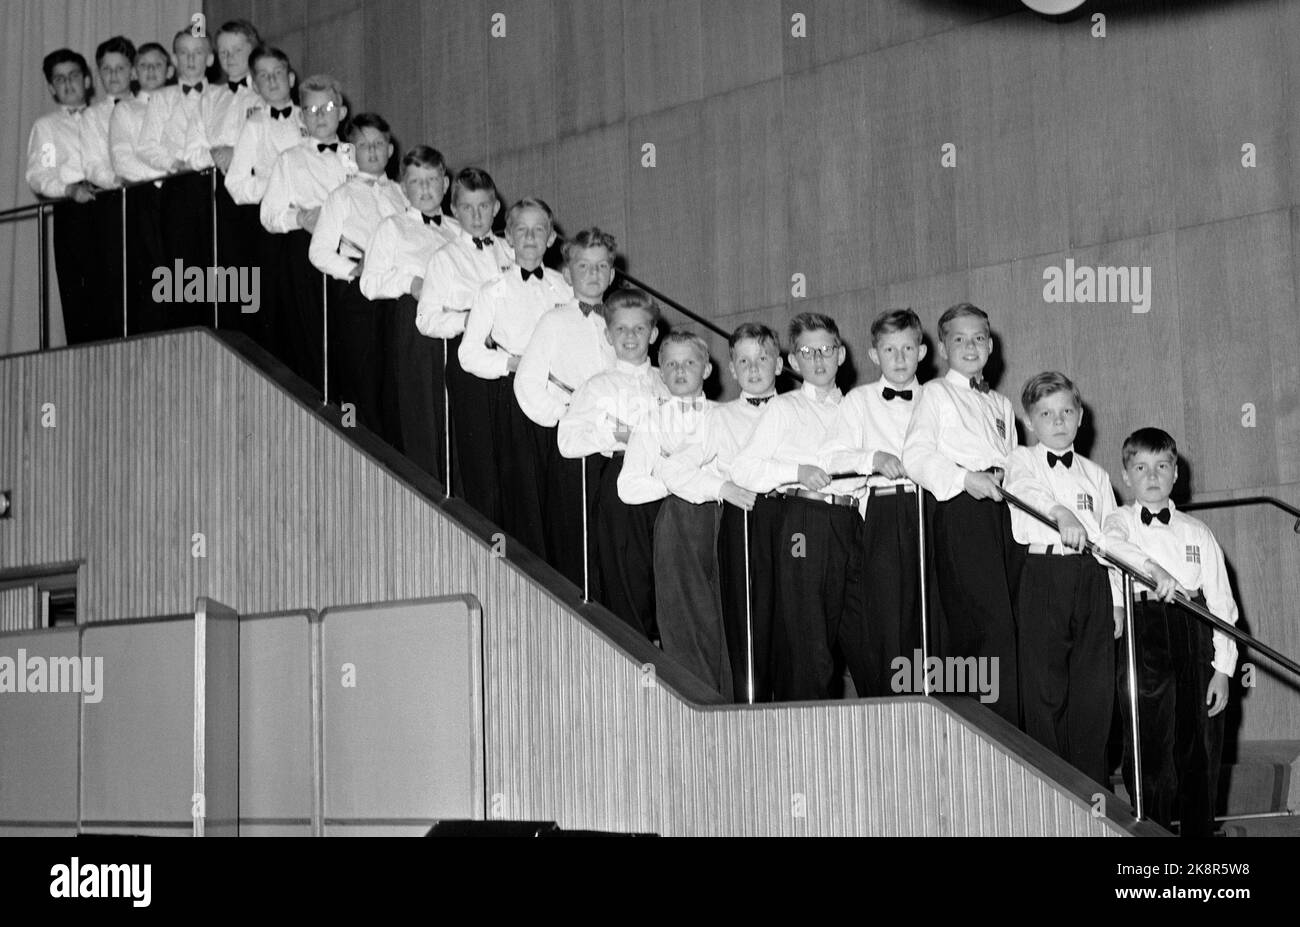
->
xmin=271 ymin=106 xmax=292 ymax=120
xmin=472 ymin=235 xmax=493 ymax=250
xmin=578 ymin=301 xmax=601 ymax=317
xmin=1140 ymin=507 xmax=1171 ymax=526
xmin=746 ymin=395 xmax=773 ymax=407
xmin=228 ymin=77 xmax=248 ymax=92
xmin=520 ymin=266 xmax=543 ymax=282
xmin=882 ymin=387 xmax=912 ymax=401
xmin=969 ymin=376 xmax=989 ymax=394
xmin=317 ymin=142 xmax=339 ymax=153
xmin=182 ymin=82 xmax=203 ymax=95
xmin=1047 ymin=450 xmax=1074 ymax=469
xmin=422 ymin=212 xmax=442 ymax=226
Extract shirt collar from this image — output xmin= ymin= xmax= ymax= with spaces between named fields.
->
xmin=1132 ymin=499 xmax=1176 ymax=516
xmin=740 ymin=389 xmax=776 ymax=401
xmin=1038 ymin=442 xmax=1075 ymax=460
xmin=800 ymin=380 xmax=841 ymax=404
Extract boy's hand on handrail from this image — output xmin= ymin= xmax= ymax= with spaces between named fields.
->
xmin=872 ymin=451 xmax=907 ymax=480
xmin=68 ymin=181 xmax=96 ymax=204
xmin=1144 ymin=561 xmax=1188 ymax=602
xmin=963 ymin=469 xmax=1002 ymax=501
xmin=720 ymin=481 xmax=756 ymax=511
xmin=798 ymin=464 xmax=831 ymax=491
xmin=1050 ymin=505 xmax=1087 ymax=550
xmin=1112 ymin=606 xmax=1124 ymax=640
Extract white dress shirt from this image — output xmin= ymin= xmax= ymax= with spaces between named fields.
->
xmin=81 ymin=95 xmax=128 ymax=188
xmin=901 ymin=368 xmax=1017 ymax=502
xmin=557 ymin=359 xmax=669 ymax=458
xmin=1103 ymin=500 xmax=1240 ymax=676
xmin=308 ymin=173 xmax=408 ymax=280
xmin=701 ymin=393 xmax=770 ymax=483
xmin=358 ymin=208 xmax=461 ymax=301
xmin=206 ymin=79 xmax=264 ymax=148
xmin=619 ymin=397 xmax=720 ymax=505
xmin=138 ymin=83 xmax=222 ymax=172
xmin=260 ymin=138 xmax=358 ymax=234
xmin=1005 ymin=443 xmax=1143 ymax=606
xmin=513 ymin=303 xmax=614 ymax=427
xmin=732 ymin=381 xmax=858 ymax=495
xmin=26 ymin=106 xmax=88 ymax=198
xmin=224 ymin=105 xmax=304 ymax=204
xmin=108 ymin=92 xmax=161 ymax=184
xmin=820 ymin=377 xmax=922 ymax=511
xmin=415 ymin=230 xmax=514 ymax=338
xmin=460 ymin=266 xmax=574 ymax=379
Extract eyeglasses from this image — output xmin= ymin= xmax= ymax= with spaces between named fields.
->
xmin=303 ymin=101 xmax=338 ymax=116
xmin=795 ymin=344 xmax=840 ymax=360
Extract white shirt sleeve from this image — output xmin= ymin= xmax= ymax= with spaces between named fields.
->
xmin=558 ymin=378 xmax=618 ymax=458
xmin=901 ymin=387 xmax=968 ymax=501
xmin=308 ymin=189 xmax=356 ymax=279
xmin=259 ymin=151 xmax=301 ymax=233
xmin=618 ymin=415 xmax=668 ymax=504
xmin=459 ymin=282 xmax=510 ymax=379
xmin=513 ymin=314 xmax=569 ymax=427
xmin=26 ymin=119 xmax=69 ymax=198
xmin=224 ymin=120 xmax=264 ymax=204
xmin=137 ymin=92 xmax=175 ymax=172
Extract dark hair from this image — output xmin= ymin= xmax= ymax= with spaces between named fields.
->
xmin=870 ymin=308 xmax=923 ymax=345
xmin=137 ymin=41 xmax=170 ymax=62
xmin=451 ymin=166 xmax=497 ymax=204
xmin=728 ymin=322 xmax=780 ymax=357
xmin=1020 ymin=371 xmax=1082 ymax=414
xmin=562 ymin=227 xmax=617 ymax=266
xmin=788 ymin=312 xmax=840 ymax=346
xmin=1121 ymin=427 xmax=1178 ymax=469
xmin=346 ymin=112 xmax=392 ymax=143
xmin=400 ymin=145 xmax=448 ymax=178
xmin=43 ymin=48 xmax=89 ymax=84
xmin=216 ymin=20 xmax=261 ymax=46
xmin=249 ymin=45 xmax=291 ymax=72
xmin=937 ymin=302 xmax=989 ymax=339
xmin=95 ymin=36 xmax=136 ymax=66
xmin=605 ymin=287 xmax=661 ymax=327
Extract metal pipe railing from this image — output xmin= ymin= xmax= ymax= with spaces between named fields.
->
xmin=1181 ymin=495 xmax=1300 ymax=534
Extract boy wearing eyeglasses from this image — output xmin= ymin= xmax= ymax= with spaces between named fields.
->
xmin=260 ymin=74 xmax=357 ymax=391
xmin=901 ymin=303 xmax=1021 ymax=725
xmin=732 ymin=313 xmax=865 ymax=701
xmin=308 ymin=113 xmax=407 ymax=433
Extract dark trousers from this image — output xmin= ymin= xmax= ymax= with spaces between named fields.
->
xmin=124 ymin=184 xmax=165 ymax=335
xmin=718 ymin=496 xmax=782 ymax=703
xmin=654 ymin=497 xmax=731 ymax=697
xmin=247 ymin=223 xmax=283 ymax=353
xmin=272 ymin=229 xmax=324 ymax=392
xmin=932 ymin=493 xmax=1023 ymax=725
xmin=328 ymin=277 xmax=383 ymax=433
xmin=1017 ymin=553 xmax=1114 ymax=785
xmin=773 ymin=497 xmax=860 ymax=701
xmin=51 ymin=200 xmax=100 ymax=344
xmin=156 ymin=171 xmax=213 ymax=330
xmin=841 ymin=489 xmax=925 ymax=698
xmin=542 ymin=440 xmax=597 ymax=590
xmin=594 ymin=455 xmax=660 ymax=640
xmin=1118 ymin=595 xmax=1224 ymax=837
xmin=500 ymin=383 xmax=547 ymax=556
xmin=214 ymin=185 xmax=263 ymax=338
xmin=446 ymin=336 xmax=498 ymax=519
xmin=382 ymin=294 xmax=444 ymax=479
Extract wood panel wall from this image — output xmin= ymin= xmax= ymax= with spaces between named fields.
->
xmin=0 ymin=331 xmax=1143 ymax=835
xmin=183 ymin=0 xmax=1300 ymax=744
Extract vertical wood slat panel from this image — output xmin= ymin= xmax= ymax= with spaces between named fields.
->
xmin=2 ymin=333 xmax=1127 ymax=835
xmin=0 ymin=585 xmax=37 ymax=631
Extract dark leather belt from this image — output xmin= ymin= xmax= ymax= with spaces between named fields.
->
xmin=784 ymin=488 xmax=858 ymax=508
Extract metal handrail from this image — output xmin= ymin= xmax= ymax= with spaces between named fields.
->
xmin=1000 ymin=487 xmax=1300 ymax=677
xmin=616 ymin=270 xmax=730 ymax=341
xmin=1181 ymin=495 xmax=1300 ymax=534
xmin=1 ymin=167 xmax=216 ymax=222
